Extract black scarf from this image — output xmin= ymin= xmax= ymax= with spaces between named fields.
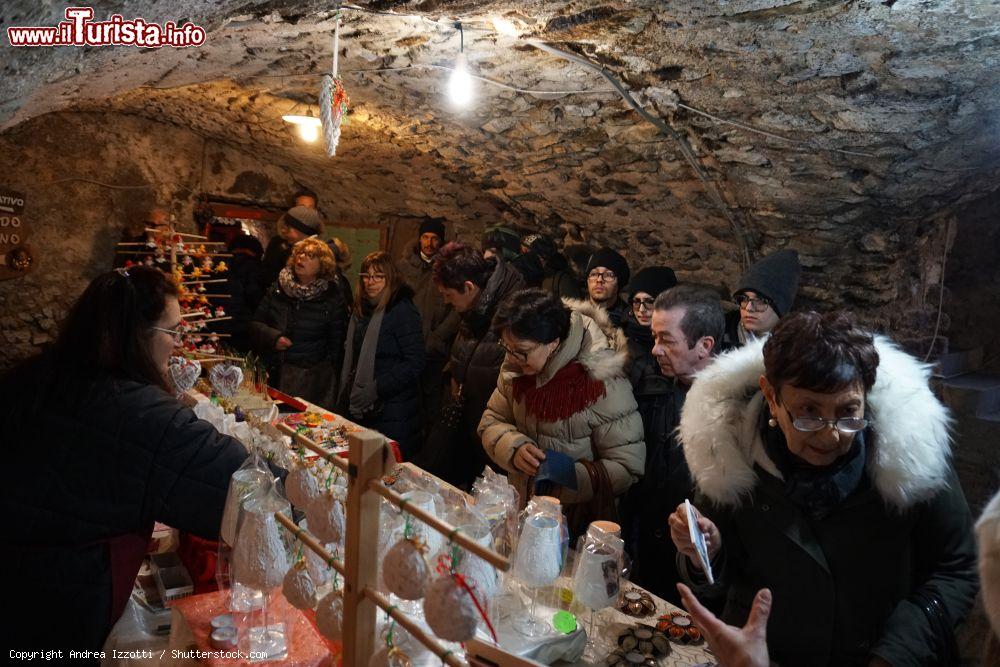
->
xmin=761 ymin=413 xmax=868 ymax=520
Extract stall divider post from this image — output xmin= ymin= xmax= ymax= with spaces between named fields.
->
xmin=342 ymin=429 xmax=390 ymax=666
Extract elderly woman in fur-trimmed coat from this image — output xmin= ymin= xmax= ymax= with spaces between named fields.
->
xmin=478 ymin=289 xmax=644 ymax=525
xmin=668 ymin=311 xmax=976 ymax=667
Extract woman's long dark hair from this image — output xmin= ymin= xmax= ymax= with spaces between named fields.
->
xmin=8 ymin=267 xmax=179 ymax=400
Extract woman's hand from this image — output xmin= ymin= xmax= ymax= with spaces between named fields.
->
xmin=513 ymin=442 xmax=546 ymax=476
xmin=668 ymin=502 xmax=721 ymax=567
xmin=678 ymin=583 xmax=771 ymax=667
xmin=275 ymin=336 xmax=293 ymax=351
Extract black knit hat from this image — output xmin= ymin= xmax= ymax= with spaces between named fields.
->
xmin=629 ymin=266 xmax=677 ymax=299
xmin=586 ymin=247 xmax=630 ymax=286
xmin=734 ymin=249 xmax=801 ymax=317
xmin=419 ymin=217 xmax=446 ymax=240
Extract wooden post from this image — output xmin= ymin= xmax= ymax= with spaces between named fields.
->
xmin=342 ymin=430 xmax=389 ymax=666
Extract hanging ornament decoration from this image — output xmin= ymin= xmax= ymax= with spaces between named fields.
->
xmin=382 ymin=537 xmax=430 ymax=600
xmin=232 ymin=508 xmax=289 ymax=591
xmin=209 ymin=362 xmax=244 ymax=398
xmin=306 ymin=490 xmax=346 ymax=545
xmin=282 ymin=560 xmax=318 ymax=610
xmin=319 ymin=11 xmax=350 ymax=157
xmin=656 ymin=612 xmax=704 ymax=644
xmin=422 ymin=574 xmax=480 ymax=643
xmin=286 ymin=460 xmax=323 ymax=511
xmin=316 ymin=590 xmax=345 ymax=642
xmin=168 ymin=356 xmax=201 ymax=394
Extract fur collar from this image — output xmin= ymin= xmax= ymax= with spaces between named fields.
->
xmin=679 ymin=335 xmax=953 ymax=511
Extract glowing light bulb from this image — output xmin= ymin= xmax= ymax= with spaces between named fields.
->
xmin=448 ymin=52 xmax=474 ymax=107
xmin=298 ymin=122 xmax=320 ymax=142
xmin=492 ymin=17 xmax=519 ymax=37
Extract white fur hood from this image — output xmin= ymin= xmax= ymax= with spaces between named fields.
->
xmin=679 ymin=335 xmax=953 ymax=510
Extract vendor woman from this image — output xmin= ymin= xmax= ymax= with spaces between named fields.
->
xmin=0 ymin=267 xmax=266 ymax=656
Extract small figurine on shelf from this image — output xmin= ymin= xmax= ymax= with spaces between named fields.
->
xmin=215 ymin=261 xmax=228 ymax=273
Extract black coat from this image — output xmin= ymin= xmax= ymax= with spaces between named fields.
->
xmin=620 ymin=318 xmax=694 ymax=606
xmin=212 ymin=251 xmax=266 ymax=353
xmin=415 ymin=260 xmax=524 ymax=487
xmin=0 ymin=359 xmax=252 ymax=654
xmin=248 ymin=278 xmax=348 ymax=409
xmin=261 ymin=236 xmax=292 ymax=289
xmin=338 ymin=286 xmax=425 ymax=456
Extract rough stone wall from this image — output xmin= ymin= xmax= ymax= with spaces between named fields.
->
xmin=0 ymin=109 xmax=515 ymax=368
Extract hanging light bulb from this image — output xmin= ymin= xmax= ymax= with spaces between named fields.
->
xmin=448 ymin=52 xmax=474 ymax=107
xmin=492 ymin=17 xmax=519 ymax=38
xmin=282 ymin=109 xmax=322 ymax=143
xmin=447 ymin=21 xmax=474 ymax=108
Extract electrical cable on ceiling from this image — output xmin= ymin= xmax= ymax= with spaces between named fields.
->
xmin=923 ymin=218 xmax=952 ymax=363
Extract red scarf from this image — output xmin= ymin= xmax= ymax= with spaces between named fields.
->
xmin=512 ymin=361 xmax=606 ymax=422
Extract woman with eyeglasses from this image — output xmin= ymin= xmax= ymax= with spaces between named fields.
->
xmin=337 ymin=251 xmax=425 ymax=457
xmin=478 ymin=288 xmax=644 ymax=534
xmin=669 ymin=311 xmax=976 ymax=666
xmin=249 ymin=237 xmax=348 ymax=409
xmin=0 ymin=266 xmax=272 ymax=657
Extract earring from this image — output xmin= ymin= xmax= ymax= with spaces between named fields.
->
xmin=768 ymin=417 xmax=777 ymax=427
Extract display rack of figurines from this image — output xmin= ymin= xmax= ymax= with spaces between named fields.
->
xmin=116 ymin=221 xmax=232 ymax=361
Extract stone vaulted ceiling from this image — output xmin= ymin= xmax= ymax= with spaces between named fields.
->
xmin=2 ymin=0 xmax=1000 ymax=307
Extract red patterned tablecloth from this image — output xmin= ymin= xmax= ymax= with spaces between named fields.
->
xmin=170 ymin=589 xmax=341 ymax=666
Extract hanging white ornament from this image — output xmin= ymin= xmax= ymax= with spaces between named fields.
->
xmin=316 ymin=591 xmax=344 ymax=642
xmin=306 ymin=490 xmax=346 ymax=544
xmin=382 ymin=538 xmax=430 ymax=600
xmin=422 ymin=575 xmax=480 ymax=643
xmin=286 ymin=461 xmax=323 ymax=510
xmin=319 ymin=14 xmax=348 ymax=157
xmin=282 ymin=561 xmax=317 ymax=610
xmin=232 ymin=509 xmax=289 ymax=591
xmin=304 ymin=533 xmax=335 ymax=587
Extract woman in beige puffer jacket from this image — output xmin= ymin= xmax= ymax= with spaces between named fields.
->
xmin=478 ymin=289 xmax=645 ymax=509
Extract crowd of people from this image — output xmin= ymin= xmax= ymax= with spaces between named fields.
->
xmin=2 ymin=191 xmax=994 ymax=666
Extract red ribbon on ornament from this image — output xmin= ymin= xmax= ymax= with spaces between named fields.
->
xmin=435 ymin=554 xmax=498 ymax=644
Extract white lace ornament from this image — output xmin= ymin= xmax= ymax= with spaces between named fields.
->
xmin=316 ymin=591 xmax=344 ymax=642
xmin=382 ymin=538 xmax=429 ymax=600
xmin=422 ymin=575 xmax=479 ymax=643
xmin=286 ymin=462 xmax=323 ymax=510
xmin=232 ymin=510 xmax=289 ymax=591
xmin=306 ymin=490 xmax=346 ymax=544
xmin=282 ymin=561 xmax=317 ymax=610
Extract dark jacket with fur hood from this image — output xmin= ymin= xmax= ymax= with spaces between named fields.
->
xmin=679 ymin=337 xmax=977 ymax=667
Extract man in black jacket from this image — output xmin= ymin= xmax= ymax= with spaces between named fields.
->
xmin=622 ymin=285 xmax=724 ymax=605
xmin=413 ymin=242 xmax=524 ymax=488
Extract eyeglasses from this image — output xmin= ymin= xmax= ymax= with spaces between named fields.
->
xmin=150 ymin=326 xmax=184 ymax=340
xmin=735 ymin=294 xmax=773 ymax=313
xmin=631 ymin=297 xmax=655 ymax=310
xmin=360 ymin=273 xmax=387 ymax=282
xmin=790 ymin=416 xmax=870 ymax=434
xmin=295 ymin=250 xmax=319 ymax=260
xmin=588 ymin=270 xmax=617 ymax=283
xmin=499 ymin=340 xmax=540 ymax=363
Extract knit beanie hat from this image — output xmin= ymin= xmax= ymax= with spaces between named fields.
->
xmin=734 ymin=249 xmax=801 ymax=317
xmin=586 ymin=247 xmax=631 ymax=287
xmin=419 ymin=217 xmax=446 ymax=240
xmin=282 ymin=206 xmax=324 ymax=236
xmin=483 ymin=226 xmax=521 ymax=262
xmin=629 ymin=266 xmax=677 ymax=299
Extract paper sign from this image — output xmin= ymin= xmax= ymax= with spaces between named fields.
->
xmin=686 ymin=499 xmax=715 ymax=584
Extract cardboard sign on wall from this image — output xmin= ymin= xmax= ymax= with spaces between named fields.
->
xmin=0 ymin=187 xmax=32 ymax=280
